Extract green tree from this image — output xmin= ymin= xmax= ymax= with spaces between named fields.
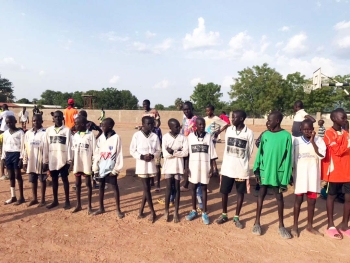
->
xmin=174 ymin=98 xmax=184 ymax=110
xmin=190 ymin=82 xmax=223 ymax=111
xmin=120 ymin=90 xmax=139 ymax=109
xmin=166 ymin=105 xmax=177 ymax=111
xmin=155 ymin=104 xmax=165 ymax=110
xmin=16 ymin=98 xmax=31 ymax=104
xmin=0 ymin=74 xmax=15 ymax=102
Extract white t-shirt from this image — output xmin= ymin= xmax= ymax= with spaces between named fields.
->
xmin=162 ymin=133 xmax=189 ymax=175
xmin=1 ymin=129 xmax=24 ymax=159
xmin=187 ymin=132 xmax=217 ymax=184
xmin=292 ymin=109 xmax=308 ymax=137
xmin=18 ymin=110 xmax=29 ymax=122
xmin=293 ymin=136 xmax=326 ymax=194
xmin=220 ymin=125 xmax=254 ymax=179
xmin=0 ymin=110 xmax=15 ymax=131
xmin=204 ymin=116 xmax=228 ymax=141
xmin=72 ymin=131 xmax=96 ymax=175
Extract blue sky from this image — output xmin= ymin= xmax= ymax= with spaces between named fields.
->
xmin=1 ymin=0 xmax=350 ymax=106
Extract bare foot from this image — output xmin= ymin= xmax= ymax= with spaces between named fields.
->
xmin=137 ymin=213 xmax=145 ymax=219
xmin=306 ymin=227 xmax=324 ymax=236
xmin=149 ymin=213 xmax=157 ymax=223
xmin=14 ymin=198 xmax=25 ymax=206
xmin=72 ymin=206 xmax=82 ymax=213
xmin=117 ymin=210 xmax=125 ymax=219
xmin=164 ymin=211 xmax=170 ymax=222
xmin=46 ymin=201 xmax=59 ymax=209
xmin=291 ymin=227 xmax=299 ymax=238
xmin=38 ymin=201 xmax=46 ymax=207
xmin=64 ymin=201 xmax=71 ymax=210
xmin=93 ymin=208 xmax=105 ymax=216
xmin=173 ymin=213 xmax=180 ymax=223
xmin=87 ymin=207 xmax=93 ymax=215
xmin=28 ymin=199 xmax=39 ymax=207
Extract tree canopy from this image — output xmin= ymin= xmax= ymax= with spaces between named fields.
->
xmin=0 ymin=74 xmax=15 ymax=102
xmin=190 ymin=82 xmax=223 ymax=111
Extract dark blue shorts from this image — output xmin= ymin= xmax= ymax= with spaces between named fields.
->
xmin=5 ymin=152 xmax=21 ymax=170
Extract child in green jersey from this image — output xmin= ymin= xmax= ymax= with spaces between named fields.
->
xmin=252 ymin=111 xmax=292 ymax=239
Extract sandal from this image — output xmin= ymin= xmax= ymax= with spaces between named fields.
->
xmin=252 ymin=224 xmax=262 ymax=236
xmin=339 ymin=229 xmax=350 ymax=238
xmin=325 ymin=227 xmax=342 ymax=240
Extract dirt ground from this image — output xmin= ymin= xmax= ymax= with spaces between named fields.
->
xmin=0 ymin=123 xmax=349 ymax=263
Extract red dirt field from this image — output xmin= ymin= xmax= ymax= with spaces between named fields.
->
xmin=0 ymin=124 xmax=349 ymax=263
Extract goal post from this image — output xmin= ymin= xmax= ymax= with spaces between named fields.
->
xmin=312 ymin=68 xmax=349 ymax=95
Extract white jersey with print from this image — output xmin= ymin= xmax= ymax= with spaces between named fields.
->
xmin=93 ymin=132 xmax=123 ymax=175
xmin=187 ymin=132 xmax=217 ymax=184
xmin=204 ymin=116 xmax=227 ymax=141
xmin=44 ymin=125 xmax=73 ymax=171
xmin=220 ymin=125 xmax=254 ymax=179
xmin=72 ymin=131 xmax=96 ymax=175
xmin=22 ymin=128 xmax=47 ymax=174
xmin=130 ymin=130 xmax=161 ymax=175
xmin=293 ymin=136 xmax=326 ymax=194
xmin=162 ymin=133 xmax=189 ymax=175
xmin=1 ymin=129 xmax=24 ymax=159
xmin=18 ymin=110 xmax=29 ymax=122
xmin=0 ymin=110 xmax=15 ymax=131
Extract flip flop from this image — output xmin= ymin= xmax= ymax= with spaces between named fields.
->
xmin=155 ymin=188 xmax=160 ymax=192
xmin=234 ymin=218 xmax=243 ymax=229
xmin=339 ymin=229 xmax=350 ymax=238
xmin=252 ymin=224 xmax=262 ymax=236
xmin=278 ymin=227 xmax=291 ymax=239
xmin=325 ymin=227 xmax=342 ymax=240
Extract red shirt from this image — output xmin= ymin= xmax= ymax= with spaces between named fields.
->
xmin=321 ymin=128 xmax=350 ymax=182
xmin=219 ymin=114 xmax=230 ymax=124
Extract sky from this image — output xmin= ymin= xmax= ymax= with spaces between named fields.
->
xmin=1 ymin=0 xmax=350 ymax=107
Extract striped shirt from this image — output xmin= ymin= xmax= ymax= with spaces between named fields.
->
xmin=318 ymin=126 xmax=326 ymax=138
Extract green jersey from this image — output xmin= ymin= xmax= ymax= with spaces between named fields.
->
xmin=253 ymin=130 xmax=292 ymax=187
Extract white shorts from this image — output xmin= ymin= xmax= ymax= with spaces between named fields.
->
xmin=164 ymin=174 xmax=182 ymax=180
xmin=138 ymin=174 xmax=156 ymax=179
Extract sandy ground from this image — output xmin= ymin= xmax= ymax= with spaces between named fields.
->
xmin=0 ymin=123 xmax=349 ymax=263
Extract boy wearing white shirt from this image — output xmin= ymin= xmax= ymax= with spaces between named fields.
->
xmin=291 ymin=119 xmax=326 ymax=237
xmin=44 ymin=111 xmax=73 ymax=210
xmin=2 ymin=115 xmax=25 ymax=205
xmin=23 ymin=114 xmax=48 ymax=207
xmin=162 ymin=118 xmax=189 ymax=223
xmin=71 ymin=116 xmax=96 ymax=214
xmin=216 ymin=110 xmax=254 ymax=228
xmin=292 ymin=101 xmax=316 ymax=139
xmin=130 ymin=116 xmax=161 ymax=223
xmin=18 ymin=107 xmax=29 ymax=130
xmin=0 ymin=104 xmax=14 ymax=132
xmin=93 ymin=118 xmax=124 ymax=219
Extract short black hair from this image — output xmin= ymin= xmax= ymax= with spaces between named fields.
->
xmin=294 ymin=100 xmax=304 ymax=109
xmin=54 ymin=110 xmax=63 ymax=117
xmin=301 ymin=119 xmax=314 ymax=128
xmin=206 ymin=104 xmax=215 ymax=111
xmin=142 ymin=116 xmax=153 ymax=124
xmin=222 ymin=111 xmax=226 ymax=115
xmin=196 ymin=117 xmax=205 ymax=124
xmin=103 ymin=117 xmax=115 ymax=127
xmin=2 ymin=104 xmax=8 ymax=109
xmin=33 ymin=114 xmax=43 ymax=121
xmin=6 ymin=115 xmax=16 ymax=121
xmin=233 ymin=110 xmax=247 ymax=121
xmin=75 ymin=115 xmax=87 ymax=124
xmin=143 ymin=99 xmax=150 ymax=105
xmin=330 ymin=108 xmax=346 ymax=119
xmin=168 ymin=118 xmax=180 ymax=127
xmin=269 ymin=111 xmax=283 ymax=122
xmin=183 ymin=101 xmax=193 ymax=110
xmin=79 ymin=110 xmax=88 ymax=118
xmin=50 ymin=112 xmax=54 ymax=116
xmin=318 ymin=119 xmax=325 ymax=124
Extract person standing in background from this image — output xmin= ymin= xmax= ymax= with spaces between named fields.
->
xmin=63 ymin=98 xmax=78 ymax=129
xmin=98 ymin=107 xmax=105 ymax=127
xmin=218 ymin=111 xmax=231 ymax=143
xmin=0 ymin=104 xmax=14 ymax=132
xmin=292 ymin=101 xmax=316 ymax=140
xmin=33 ymin=105 xmax=40 ymax=115
xmin=18 ymin=107 xmax=29 ymax=130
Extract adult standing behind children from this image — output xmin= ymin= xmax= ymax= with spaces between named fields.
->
xmin=18 ymin=107 xmax=29 ymax=130
xmin=321 ymin=108 xmax=350 ymax=239
xmin=0 ymin=104 xmax=14 ymax=132
xmin=63 ymin=98 xmax=78 ymax=129
xmin=205 ymin=105 xmax=230 ymax=146
xmin=44 ymin=111 xmax=73 ymax=210
xmin=292 ymin=100 xmax=316 ymax=139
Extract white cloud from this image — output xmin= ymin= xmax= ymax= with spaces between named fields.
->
xmin=100 ymin=31 xmax=129 ymax=42
xmin=39 ymin=70 xmax=46 ymax=76
xmin=109 ymin=75 xmax=120 ymax=84
xmin=279 ymin=26 xmax=290 ymax=32
xmin=316 ymin=46 xmax=324 ymax=52
xmin=153 ymin=79 xmax=170 ymax=89
xmin=0 ymin=57 xmax=25 ymax=70
xmin=190 ymin=78 xmax=201 ymax=86
xmin=336 ymin=36 xmax=350 ymax=49
xmin=283 ymin=33 xmax=308 ymax=56
xmin=276 ymin=41 xmax=284 ymax=47
xmin=145 ymin=31 xmax=156 ymax=38
xmin=222 ymin=76 xmax=234 ymax=89
xmin=183 ymin=17 xmax=221 ymax=50
xmin=228 ymin=31 xmax=252 ymax=52
xmin=21 ymin=12 xmax=26 ymax=16
xmin=334 ymin=21 xmax=350 ymax=30
xmin=130 ymin=38 xmax=173 ymax=54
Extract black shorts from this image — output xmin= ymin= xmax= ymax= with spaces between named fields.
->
xmin=5 ymin=152 xmax=21 ymax=169
xmin=220 ymin=175 xmax=247 ymax=194
xmin=327 ymin=182 xmax=350 ymax=196
xmin=29 ymin=173 xmax=48 ymax=183
xmin=98 ymin=175 xmax=117 ymax=185
xmin=50 ymin=165 xmax=70 ymax=178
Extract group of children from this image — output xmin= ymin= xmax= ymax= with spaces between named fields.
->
xmin=1 ymin=100 xmax=350 ymax=241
